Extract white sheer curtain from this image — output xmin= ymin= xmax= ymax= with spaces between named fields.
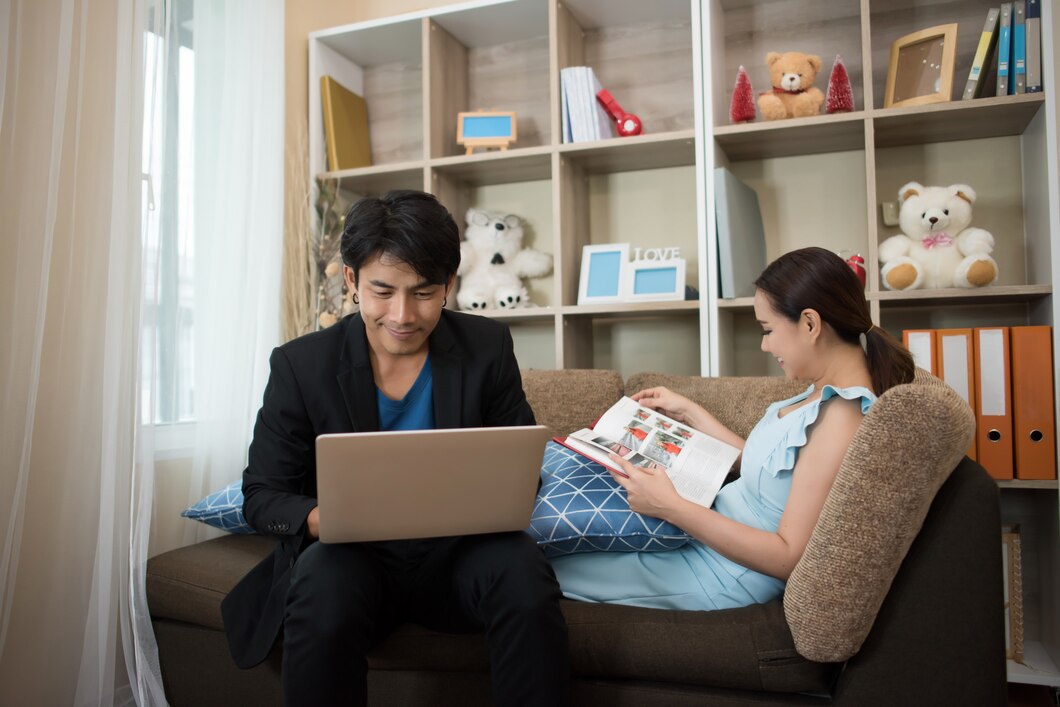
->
xmin=0 ymin=0 xmax=283 ymax=702
xmin=0 ymin=0 xmax=164 ymax=704
xmin=183 ymin=0 xmax=285 ymax=545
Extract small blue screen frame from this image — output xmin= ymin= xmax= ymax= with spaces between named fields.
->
xmin=461 ymin=115 xmax=513 ymax=138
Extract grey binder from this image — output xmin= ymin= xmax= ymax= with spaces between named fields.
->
xmin=714 ymin=167 xmax=767 ymax=299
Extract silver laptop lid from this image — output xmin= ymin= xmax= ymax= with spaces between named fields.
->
xmin=315 ymin=425 xmax=550 ymax=543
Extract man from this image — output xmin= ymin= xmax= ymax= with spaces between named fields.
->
xmin=221 ymin=190 xmax=569 ymax=706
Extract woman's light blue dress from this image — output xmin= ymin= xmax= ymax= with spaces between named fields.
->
xmin=549 ymin=384 xmax=876 ymax=611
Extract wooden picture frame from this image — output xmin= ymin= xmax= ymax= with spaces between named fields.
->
xmin=1002 ymin=524 xmax=1025 ymax=663
xmin=883 ymin=24 xmax=959 ymax=108
xmin=578 ymin=244 xmax=629 ymax=305
xmin=456 ymin=111 xmax=517 ymax=155
xmin=624 ymin=259 xmax=686 ymax=302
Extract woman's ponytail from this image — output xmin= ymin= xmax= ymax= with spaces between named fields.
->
xmin=863 ymin=325 xmax=915 ymax=394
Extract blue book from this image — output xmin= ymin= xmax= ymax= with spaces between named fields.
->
xmin=1027 ymin=0 xmax=1042 ymax=92
xmin=997 ymin=3 xmax=1013 ymax=96
xmin=1013 ymin=0 xmax=1026 ymax=93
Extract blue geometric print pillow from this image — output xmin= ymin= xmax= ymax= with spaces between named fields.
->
xmin=527 ymin=441 xmax=690 ymax=557
xmin=181 ymin=479 xmax=256 ymax=534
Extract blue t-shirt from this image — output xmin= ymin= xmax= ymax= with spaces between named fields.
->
xmin=376 ymin=357 xmax=435 ymax=431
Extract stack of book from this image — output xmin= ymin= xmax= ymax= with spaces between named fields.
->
xmin=559 ymin=66 xmax=615 ymax=143
xmin=962 ymin=1 xmax=1044 ymax=100
xmin=902 ymin=325 xmax=1056 ymax=481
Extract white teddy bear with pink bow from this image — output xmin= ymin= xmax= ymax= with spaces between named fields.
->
xmin=879 ymin=181 xmax=998 ymax=290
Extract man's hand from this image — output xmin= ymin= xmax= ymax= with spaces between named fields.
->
xmin=307 ymin=506 xmax=320 ymax=538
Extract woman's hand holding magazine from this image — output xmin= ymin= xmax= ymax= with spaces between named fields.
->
xmin=554 ymin=393 xmax=741 ymax=510
xmin=606 ymin=452 xmax=685 ymax=521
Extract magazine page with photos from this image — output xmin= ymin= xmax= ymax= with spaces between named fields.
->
xmin=559 ymin=397 xmax=741 ymax=509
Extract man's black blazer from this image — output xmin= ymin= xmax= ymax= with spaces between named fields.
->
xmin=220 ymin=310 xmax=535 ymax=669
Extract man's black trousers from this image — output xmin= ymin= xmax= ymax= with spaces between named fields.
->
xmin=282 ymin=530 xmax=569 ymax=706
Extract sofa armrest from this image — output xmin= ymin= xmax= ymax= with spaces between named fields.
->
xmin=831 ymin=458 xmax=1007 ymax=706
xmin=784 ymin=378 xmax=977 ymax=663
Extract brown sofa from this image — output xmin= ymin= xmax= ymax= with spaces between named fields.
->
xmin=147 ymin=369 xmax=1007 ymax=706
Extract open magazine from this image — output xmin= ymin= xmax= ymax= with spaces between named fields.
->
xmin=556 ymin=396 xmax=741 ymax=509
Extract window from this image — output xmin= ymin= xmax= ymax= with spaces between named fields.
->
xmin=142 ymin=0 xmax=194 ymax=426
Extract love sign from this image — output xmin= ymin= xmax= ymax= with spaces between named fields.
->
xmin=632 ymin=247 xmax=682 ymax=262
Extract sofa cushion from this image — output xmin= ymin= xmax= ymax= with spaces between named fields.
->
xmin=181 ymin=479 xmax=254 ymax=534
xmin=148 ymin=534 xmax=835 ymax=695
xmin=148 ymin=533 xmax=277 ymax=630
xmin=784 ymin=371 xmax=975 ymax=662
xmin=369 ymin=598 xmax=835 ymax=694
xmin=526 ymin=441 xmax=690 ymax=556
xmin=522 ymin=368 xmax=623 ymax=437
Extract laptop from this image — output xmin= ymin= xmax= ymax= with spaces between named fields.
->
xmin=315 ymin=425 xmax=551 ymax=543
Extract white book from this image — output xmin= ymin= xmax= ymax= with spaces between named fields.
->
xmin=556 ymin=396 xmax=741 ymax=509
xmin=559 ymin=67 xmax=576 ymax=143
xmin=588 ymin=68 xmax=614 ymax=140
xmin=560 ymin=70 xmax=573 ymax=143
xmin=576 ymin=66 xmax=594 ymax=142
xmin=561 ymin=67 xmax=589 ymax=143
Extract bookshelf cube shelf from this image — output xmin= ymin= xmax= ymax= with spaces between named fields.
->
xmin=310 ymin=0 xmax=704 ymax=378
xmin=310 ymin=20 xmax=424 ymax=174
xmin=427 ymin=2 xmax=552 ymax=157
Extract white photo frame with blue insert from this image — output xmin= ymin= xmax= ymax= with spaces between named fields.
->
xmin=578 ymin=243 xmax=629 ymax=305
xmin=625 ymin=258 xmax=686 ymax=301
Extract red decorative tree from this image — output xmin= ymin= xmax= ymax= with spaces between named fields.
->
xmin=826 ymin=55 xmax=854 ymax=114
xmin=729 ymin=65 xmax=756 ymax=123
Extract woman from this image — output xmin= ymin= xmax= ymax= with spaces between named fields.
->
xmin=549 ymin=247 xmax=915 ymax=610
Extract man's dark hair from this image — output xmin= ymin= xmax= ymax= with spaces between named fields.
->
xmin=340 ymin=190 xmax=460 ymax=286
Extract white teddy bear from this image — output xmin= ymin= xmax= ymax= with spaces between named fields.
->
xmin=456 ymin=208 xmax=553 ymax=311
xmin=879 ymin=182 xmax=998 ymax=290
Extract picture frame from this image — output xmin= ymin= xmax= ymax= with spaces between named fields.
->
xmin=1001 ymin=524 xmax=1025 ymax=663
xmin=456 ymin=110 xmax=517 ymax=155
xmin=578 ymin=244 xmax=629 ymax=305
xmin=624 ymin=259 xmax=686 ymax=302
xmin=883 ymin=24 xmax=959 ymax=108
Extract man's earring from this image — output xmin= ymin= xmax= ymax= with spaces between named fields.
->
xmin=443 ymin=297 xmax=448 ymax=308
xmin=352 ymin=293 xmax=359 ymax=305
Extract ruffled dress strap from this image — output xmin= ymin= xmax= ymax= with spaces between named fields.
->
xmin=759 ymin=384 xmax=876 ymax=479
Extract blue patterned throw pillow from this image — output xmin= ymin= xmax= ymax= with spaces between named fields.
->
xmin=527 ymin=441 xmax=690 ymax=557
xmin=181 ymin=480 xmax=255 ymax=534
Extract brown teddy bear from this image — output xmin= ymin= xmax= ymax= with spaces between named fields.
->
xmin=757 ymin=51 xmax=824 ymax=120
